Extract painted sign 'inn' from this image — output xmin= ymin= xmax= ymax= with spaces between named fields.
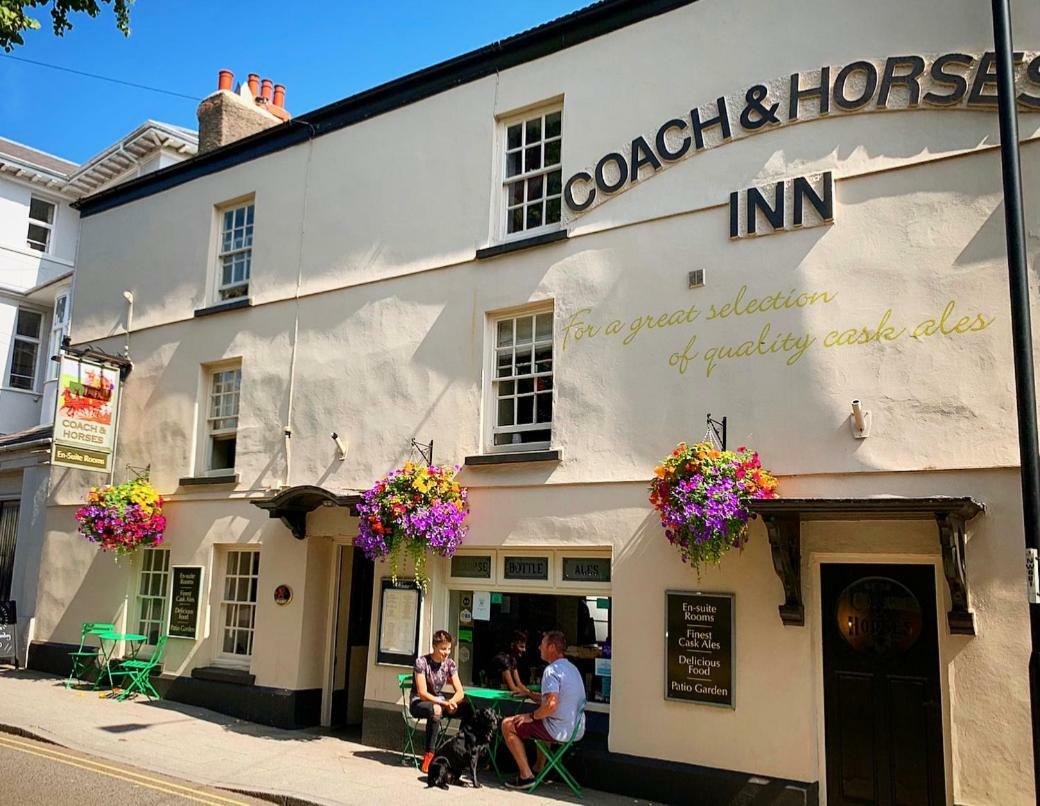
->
xmin=8 ymin=1 xmax=1040 ymax=803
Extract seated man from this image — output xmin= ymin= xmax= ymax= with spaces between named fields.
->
xmin=501 ymin=630 xmax=586 ymax=789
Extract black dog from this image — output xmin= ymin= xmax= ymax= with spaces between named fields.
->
xmin=426 ymin=707 xmax=500 ymax=789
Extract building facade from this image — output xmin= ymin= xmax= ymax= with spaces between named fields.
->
xmin=21 ymin=1 xmax=1040 ymax=803
xmin=0 ymin=124 xmax=197 ymax=630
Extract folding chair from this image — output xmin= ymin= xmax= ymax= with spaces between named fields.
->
xmin=398 ymin=673 xmax=457 ymax=768
xmin=111 ymin=635 xmax=167 ymax=701
xmin=65 ymin=622 xmax=115 ymax=689
xmin=530 ymin=717 xmax=584 ymax=798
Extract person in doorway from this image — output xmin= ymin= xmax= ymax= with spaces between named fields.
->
xmin=500 ymin=630 xmax=586 ymax=789
xmin=411 ymin=629 xmax=468 ymax=773
xmin=490 ymin=631 xmax=535 ymax=698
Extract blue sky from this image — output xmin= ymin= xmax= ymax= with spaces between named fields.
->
xmin=0 ymin=1 xmax=588 ymax=164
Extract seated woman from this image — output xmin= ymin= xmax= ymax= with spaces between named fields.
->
xmin=411 ymin=629 xmax=469 ymax=773
xmin=490 ymin=631 xmax=535 ymax=699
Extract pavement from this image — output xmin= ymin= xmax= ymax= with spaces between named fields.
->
xmin=0 ymin=669 xmax=657 ymax=806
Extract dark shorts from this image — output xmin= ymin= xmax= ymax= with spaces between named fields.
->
xmin=514 ymin=718 xmax=555 ymax=742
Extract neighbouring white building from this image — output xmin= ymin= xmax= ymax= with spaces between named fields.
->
xmin=0 ymin=123 xmax=197 ymax=614
xmin=18 ymin=1 xmax=1040 ymax=803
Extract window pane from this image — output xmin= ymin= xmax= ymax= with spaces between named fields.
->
xmin=525 ymin=117 xmax=541 ymax=144
xmin=515 ymin=348 xmax=532 ymax=376
xmin=515 ymin=317 xmax=533 ymax=344
xmin=545 ymin=139 xmax=561 ymax=167
xmin=496 ymin=350 xmax=512 ymax=378
xmin=526 ymin=205 xmax=543 ymax=230
xmin=536 ymin=375 xmax=553 ymax=391
xmin=507 ymin=124 xmax=522 ymax=150
xmin=26 ymin=224 xmax=50 ymax=251
xmin=517 ymin=396 xmax=534 ymax=425
xmin=250 ymin=577 xmax=258 ymax=601
xmin=16 ymin=310 xmax=42 ymax=338
xmin=508 ymin=207 xmax=523 ymax=234
xmin=545 ymin=111 xmax=561 ymax=138
xmin=536 ymin=393 xmax=553 ymax=423
xmin=508 ymin=181 xmax=524 ymax=206
xmin=496 ymin=320 xmax=513 ymax=348
xmin=252 ymin=552 xmax=260 ymax=576
xmin=223 ymin=631 xmax=236 ymax=653
xmin=506 ymin=152 xmax=522 ymax=178
xmin=237 ymin=604 xmax=253 ymax=628
xmin=524 ymin=146 xmax=541 ymax=172
xmin=210 ymin=436 xmax=236 ymax=470
xmin=535 ymin=344 xmax=553 ymax=373
xmin=498 ymin=380 xmax=515 ymax=396
xmin=547 ymin=198 xmax=561 ymax=224
xmin=9 ymin=340 xmax=37 ymax=388
xmin=29 ymin=197 xmax=55 ymax=223
xmin=535 ymin=314 xmax=553 ymax=340
xmin=234 ymin=207 xmax=245 ymax=228
xmin=527 ymin=175 xmax=543 ymax=202
xmin=546 ymin=171 xmax=562 ymax=196
xmin=517 ymin=377 xmax=534 ymax=395
xmin=497 ymin=398 xmax=514 ymax=427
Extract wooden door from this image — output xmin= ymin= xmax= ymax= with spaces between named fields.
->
xmin=821 ymin=563 xmax=945 ymax=806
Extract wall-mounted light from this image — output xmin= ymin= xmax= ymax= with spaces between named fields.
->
xmin=849 ymin=399 xmax=871 ymax=439
xmin=331 ymin=432 xmax=348 ymax=461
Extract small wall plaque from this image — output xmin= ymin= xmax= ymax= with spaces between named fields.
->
xmin=274 ymin=585 xmax=293 ymax=606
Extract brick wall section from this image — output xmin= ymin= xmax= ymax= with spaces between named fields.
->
xmin=197 ymin=90 xmax=281 ymax=155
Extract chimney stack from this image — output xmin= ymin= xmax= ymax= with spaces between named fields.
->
xmin=196 ymin=69 xmax=292 ymax=155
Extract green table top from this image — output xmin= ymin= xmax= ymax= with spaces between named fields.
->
xmin=98 ymin=632 xmax=148 ymax=642
xmin=464 ymin=686 xmax=525 ymax=701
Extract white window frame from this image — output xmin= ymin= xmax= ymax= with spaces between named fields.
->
xmin=26 ymin=196 xmax=57 ymax=254
xmin=484 ymin=303 xmax=555 ymax=453
xmin=215 ymin=201 xmax=255 ymax=302
xmin=135 ymin=547 xmax=171 ymax=649
xmin=215 ymin=547 xmax=260 ymax=669
xmin=6 ymin=307 xmax=44 ymax=391
xmin=47 ymin=292 xmax=70 ymax=381
xmin=498 ymin=104 xmax=563 ymax=242
xmin=202 ymin=364 xmax=241 ymax=476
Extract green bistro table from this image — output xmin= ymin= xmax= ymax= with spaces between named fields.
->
xmin=463 ymin=686 xmax=531 ymax=779
xmin=93 ymin=632 xmax=148 ymax=692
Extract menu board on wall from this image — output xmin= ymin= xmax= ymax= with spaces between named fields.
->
xmin=377 ymin=580 xmax=422 ymax=665
xmin=665 ymin=591 xmax=734 ymax=708
xmin=167 ymin=566 xmax=204 ymax=640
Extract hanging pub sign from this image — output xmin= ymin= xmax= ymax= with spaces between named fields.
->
xmin=51 ymin=356 xmax=121 ymax=473
xmin=167 ymin=566 xmax=204 ymax=640
xmin=665 ymin=591 xmax=734 ymax=708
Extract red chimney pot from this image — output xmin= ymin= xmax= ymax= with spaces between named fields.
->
xmin=273 ymin=84 xmax=286 ymax=108
xmin=218 ymin=69 xmax=233 ymax=91
xmin=260 ymin=78 xmax=273 ymax=104
xmin=247 ymin=73 xmax=260 ymax=99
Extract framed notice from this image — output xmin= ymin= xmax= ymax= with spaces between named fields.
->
xmin=51 ymin=356 xmax=121 ymax=474
xmin=167 ymin=566 xmax=204 ymax=640
xmin=377 ymin=579 xmax=422 ymax=666
xmin=665 ymin=591 xmax=734 ymax=708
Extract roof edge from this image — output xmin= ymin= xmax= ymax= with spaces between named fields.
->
xmin=74 ymin=0 xmax=697 ymax=217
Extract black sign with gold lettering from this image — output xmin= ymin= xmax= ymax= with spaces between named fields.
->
xmin=562 ymin=557 xmax=611 ymax=583
xmin=451 ymin=555 xmax=492 ymax=579
xmin=503 ymin=556 xmax=549 ymax=581
xmin=168 ymin=566 xmax=203 ymax=640
xmin=665 ymin=591 xmax=734 ymax=707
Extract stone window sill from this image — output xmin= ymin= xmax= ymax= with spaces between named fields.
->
xmin=191 ymin=666 xmax=255 ymax=686
xmin=179 ymin=474 xmax=239 ymax=487
xmin=194 ymin=298 xmax=252 ymax=317
xmin=475 ymin=229 xmax=567 ymax=260
xmin=464 ymin=450 xmax=561 ymax=467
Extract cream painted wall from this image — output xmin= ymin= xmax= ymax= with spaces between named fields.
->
xmin=36 ymin=0 xmax=1040 ymax=801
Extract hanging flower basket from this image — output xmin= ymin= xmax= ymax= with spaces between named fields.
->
xmin=649 ymin=442 xmax=778 ymax=572
xmin=355 ymin=461 xmax=468 ymax=590
xmin=75 ymin=477 xmax=166 ymax=555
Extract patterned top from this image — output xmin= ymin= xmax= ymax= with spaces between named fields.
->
xmin=412 ymin=654 xmax=457 ymax=700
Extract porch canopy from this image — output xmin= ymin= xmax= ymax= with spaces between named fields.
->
xmin=748 ymin=497 xmax=984 ymax=635
xmin=252 ymin=485 xmax=360 ymax=540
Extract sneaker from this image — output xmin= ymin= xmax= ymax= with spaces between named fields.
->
xmin=505 ymin=776 xmax=536 ymax=789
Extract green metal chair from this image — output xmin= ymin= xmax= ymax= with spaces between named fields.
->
xmin=398 ymin=673 xmax=457 ymax=768
xmin=529 ymin=717 xmax=584 ymax=798
xmin=65 ymin=622 xmax=115 ymax=689
xmin=111 ymin=635 xmax=168 ymax=701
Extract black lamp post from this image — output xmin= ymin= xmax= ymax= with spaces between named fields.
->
xmin=988 ymin=1 xmax=1040 ymax=800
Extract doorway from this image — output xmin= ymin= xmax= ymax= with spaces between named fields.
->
xmin=329 ymin=546 xmax=374 ymax=733
xmin=821 ymin=563 xmax=945 ymax=806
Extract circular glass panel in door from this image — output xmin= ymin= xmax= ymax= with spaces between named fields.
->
xmin=835 ymin=575 xmax=923 ymax=655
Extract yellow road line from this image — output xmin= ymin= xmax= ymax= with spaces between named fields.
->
xmin=0 ymin=734 xmax=249 ymax=806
